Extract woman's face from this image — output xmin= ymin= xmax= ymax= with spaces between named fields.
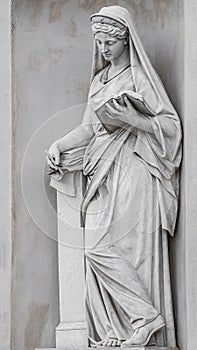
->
xmin=95 ymin=32 xmax=127 ymax=62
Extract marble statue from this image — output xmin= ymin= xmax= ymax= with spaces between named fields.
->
xmin=47 ymin=6 xmax=182 ymax=349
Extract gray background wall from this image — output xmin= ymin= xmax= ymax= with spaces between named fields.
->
xmin=11 ymin=1 xmax=184 ymax=350
xmin=0 ymin=2 xmax=12 ymax=350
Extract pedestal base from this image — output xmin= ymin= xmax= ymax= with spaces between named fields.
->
xmin=36 ymin=347 xmax=179 ymax=350
xmin=56 ymin=322 xmax=88 ymax=347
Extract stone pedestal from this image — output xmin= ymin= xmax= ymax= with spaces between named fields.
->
xmin=36 ymin=347 xmax=179 ymax=350
xmin=51 ymin=171 xmax=88 ymax=348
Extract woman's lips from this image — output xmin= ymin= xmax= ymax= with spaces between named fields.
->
xmin=103 ymin=53 xmax=112 ymax=57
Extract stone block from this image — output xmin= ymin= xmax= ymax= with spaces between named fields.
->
xmin=36 ymin=347 xmax=179 ymax=350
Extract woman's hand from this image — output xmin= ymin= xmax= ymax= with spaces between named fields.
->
xmin=106 ymin=97 xmax=153 ymax=134
xmin=47 ymin=142 xmax=61 ymax=168
xmin=105 ymin=97 xmax=138 ymax=126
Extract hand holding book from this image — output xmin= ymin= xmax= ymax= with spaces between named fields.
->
xmin=95 ymin=90 xmax=156 ymax=133
xmin=106 ymin=96 xmax=140 ymax=122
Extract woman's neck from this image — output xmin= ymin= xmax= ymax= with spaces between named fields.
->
xmin=110 ymin=46 xmax=130 ymax=71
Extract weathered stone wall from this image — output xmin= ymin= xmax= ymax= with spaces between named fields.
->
xmin=11 ymin=1 xmax=184 ymax=350
xmin=0 ymin=1 xmax=12 ymax=350
xmin=183 ymin=2 xmax=197 ymax=349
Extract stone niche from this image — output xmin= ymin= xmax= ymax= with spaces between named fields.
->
xmin=7 ymin=1 xmax=197 ymax=350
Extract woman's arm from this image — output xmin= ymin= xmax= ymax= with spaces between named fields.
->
xmin=105 ymin=97 xmax=176 ymax=137
xmin=57 ymin=123 xmax=94 ymax=151
xmin=48 ymin=123 xmax=94 ymax=165
xmin=106 ymin=98 xmax=153 ymax=133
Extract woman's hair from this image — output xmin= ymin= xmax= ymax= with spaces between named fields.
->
xmin=91 ymin=16 xmax=128 ymax=40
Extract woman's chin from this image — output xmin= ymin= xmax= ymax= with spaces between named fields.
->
xmin=103 ymin=55 xmax=113 ymax=61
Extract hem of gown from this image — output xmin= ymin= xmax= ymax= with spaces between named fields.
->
xmin=130 ymin=313 xmax=163 ymax=331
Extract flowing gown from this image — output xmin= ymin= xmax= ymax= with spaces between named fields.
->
xmin=80 ymin=65 xmax=180 ymax=348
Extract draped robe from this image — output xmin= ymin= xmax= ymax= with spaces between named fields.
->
xmin=80 ymin=64 xmax=181 ymax=347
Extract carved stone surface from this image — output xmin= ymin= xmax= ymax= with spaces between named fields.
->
xmin=46 ymin=4 xmax=182 ymax=350
xmin=52 ymin=172 xmax=88 ymax=347
xmin=36 ymin=347 xmax=179 ymax=350
xmin=46 ymin=6 xmax=181 ymax=350
xmin=0 ymin=2 xmax=12 ymax=350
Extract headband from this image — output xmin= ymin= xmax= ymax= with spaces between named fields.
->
xmin=91 ymin=14 xmax=127 ymax=31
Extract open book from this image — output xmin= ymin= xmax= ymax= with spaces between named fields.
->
xmin=95 ymin=90 xmax=156 ymax=133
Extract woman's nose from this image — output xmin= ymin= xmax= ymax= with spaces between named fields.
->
xmin=101 ymin=44 xmax=109 ymax=53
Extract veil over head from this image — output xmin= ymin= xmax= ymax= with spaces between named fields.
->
xmin=90 ymin=6 xmax=180 ymax=118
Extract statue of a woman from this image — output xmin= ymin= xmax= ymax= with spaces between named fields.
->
xmin=47 ymin=6 xmax=182 ymax=348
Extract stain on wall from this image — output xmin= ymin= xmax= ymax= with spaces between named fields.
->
xmin=28 ymin=48 xmax=64 ymax=72
xmin=28 ymin=51 xmax=41 ymax=71
xmin=59 ymin=0 xmax=70 ymax=4
xmin=27 ymin=0 xmax=45 ymax=20
xmin=122 ymin=0 xmax=173 ymax=28
xmin=49 ymin=1 xmax=62 ymax=23
xmin=66 ymin=18 xmax=77 ymax=37
xmin=24 ymin=302 xmax=49 ymax=350
xmin=79 ymin=0 xmax=118 ymax=11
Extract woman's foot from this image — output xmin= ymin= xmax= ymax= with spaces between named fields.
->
xmin=90 ymin=338 xmax=122 ymax=347
xmin=121 ymin=314 xmax=165 ymax=348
